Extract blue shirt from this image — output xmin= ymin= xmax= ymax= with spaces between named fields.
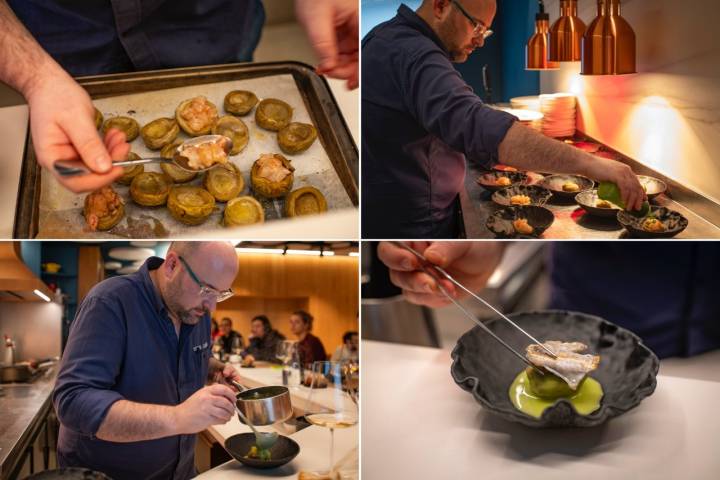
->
xmin=8 ymin=0 xmax=265 ymax=76
xmin=361 ymin=4 xmax=516 ymax=238
xmin=53 ymin=257 xmax=212 ymax=480
xmin=549 ymin=243 xmax=720 ymax=359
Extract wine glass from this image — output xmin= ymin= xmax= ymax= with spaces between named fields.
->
xmin=212 ymin=337 xmax=223 ymax=360
xmin=276 ymin=340 xmax=298 ymax=385
xmin=304 ymin=361 xmax=359 ymax=476
xmin=231 ymin=335 xmax=243 ymax=356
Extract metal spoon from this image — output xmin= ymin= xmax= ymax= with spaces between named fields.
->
xmin=230 ymin=379 xmax=279 ymax=450
xmin=53 ymin=134 xmax=233 ymax=176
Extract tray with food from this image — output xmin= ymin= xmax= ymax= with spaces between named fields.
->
xmin=15 ymin=62 xmax=358 ymax=238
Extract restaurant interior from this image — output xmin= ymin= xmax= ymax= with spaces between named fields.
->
xmin=0 ymin=241 xmax=359 ymax=479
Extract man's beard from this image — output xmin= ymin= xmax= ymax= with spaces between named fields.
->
xmin=166 ymin=278 xmax=207 ymax=325
xmin=438 ymin=21 xmax=470 ymax=63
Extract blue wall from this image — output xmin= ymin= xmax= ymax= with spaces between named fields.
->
xmin=361 ymin=0 xmax=540 ymax=102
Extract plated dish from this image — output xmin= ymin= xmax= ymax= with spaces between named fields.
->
xmin=539 ymin=174 xmax=594 ymax=200
xmin=574 ymin=189 xmax=622 ymax=218
xmin=491 ymin=185 xmax=552 ymax=207
xmin=225 ymin=433 xmax=299 ymax=469
xmin=451 ymin=310 xmax=659 ymax=427
xmin=486 ymin=206 xmax=555 ymax=238
xmin=617 ymin=206 xmax=688 ymax=238
xmin=477 ymin=171 xmax=529 ymax=191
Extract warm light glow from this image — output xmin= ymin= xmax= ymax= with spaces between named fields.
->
xmin=627 ymin=96 xmax=683 ymax=176
xmin=286 ymin=249 xmax=335 ymax=257
xmin=348 ymin=252 xmax=359 ymax=257
xmin=568 ymin=73 xmax=584 ymax=96
xmin=33 ymin=289 xmax=51 ymax=302
xmin=235 ymin=248 xmax=284 ymax=255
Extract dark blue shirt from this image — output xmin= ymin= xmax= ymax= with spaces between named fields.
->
xmin=53 ymin=257 xmax=212 ymax=480
xmin=361 ymin=4 xmax=516 ymax=238
xmin=8 ymin=0 xmax=265 ymax=76
xmin=549 ymin=243 xmax=720 ymax=359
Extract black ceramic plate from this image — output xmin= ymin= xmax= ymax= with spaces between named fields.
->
xmin=486 ymin=206 xmax=554 ymax=238
xmin=491 ymin=185 xmax=553 ymax=207
xmin=451 ymin=310 xmax=659 ymax=428
xmin=225 ymin=433 xmax=300 ymax=469
xmin=574 ymin=189 xmax=622 ymax=218
xmin=617 ymin=206 xmax=688 ymax=239
xmin=476 ymin=171 xmax=529 ymax=192
xmin=539 ymin=174 xmax=594 ymax=200
xmin=637 ymin=175 xmax=668 ymax=200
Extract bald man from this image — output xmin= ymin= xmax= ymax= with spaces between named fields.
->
xmin=361 ymin=0 xmax=645 ymax=238
xmin=53 ymin=241 xmax=241 ymax=480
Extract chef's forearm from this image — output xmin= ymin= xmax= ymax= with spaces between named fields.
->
xmin=95 ymin=399 xmax=179 ymax=442
xmin=0 ymin=0 xmax=66 ymax=97
xmin=498 ymin=122 xmax=597 ymax=176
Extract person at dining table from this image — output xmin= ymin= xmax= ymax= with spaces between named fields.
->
xmin=361 ymin=0 xmax=645 ymax=237
xmin=331 ymin=330 xmax=359 ymax=363
xmin=377 ymin=241 xmax=720 ymax=359
xmin=0 ymin=0 xmax=358 ymax=194
xmin=243 ymin=314 xmax=286 ymax=364
xmin=52 ymin=241 xmax=242 ymax=480
xmin=290 ymin=310 xmax=327 ymax=367
xmin=216 ymin=316 xmax=244 ymax=356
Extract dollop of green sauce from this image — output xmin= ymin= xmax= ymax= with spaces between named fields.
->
xmin=509 ymin=368 xmax=603 ymax=418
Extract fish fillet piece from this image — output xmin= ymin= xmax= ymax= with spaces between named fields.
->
xmin=526 ymin=341 xmax=600 ymax=390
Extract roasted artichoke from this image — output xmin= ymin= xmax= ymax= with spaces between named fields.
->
xmin=167 ymin=186 xmax=215 ymax=225
xmin=160 ymin=141 xmax=197 ymax=183
xmin=203 ymin=162 xmax=244 ymax=202
xmin=277 ymin=122 xmax=317 ymax=154
xmin=84 ymin=186 xmax=124 ymax=231
xmin=211 ymin=115 xmax=249 ymax=155
xmin=223 ymin=196 xmax=264 ymax=227
xmin=94 ymin=107 xmax=103 ymax=130
xmin=284 ymin=186 xmax=328 ymax=217
xmin=255 ymin=98 xmax=293 ymax=131
xmin=250 ymin=153 xmax=294 ymax=198
xmin=116 ymin=152 xmax=143 ymax=185
xmin=130 ymin=172 xmax=170 ymax=206
xmin=224 ymin=90 xmax=258 ymax=116
xmin=140 ymin=117 xmax=179 ymax=150
xmin=102 ymin=116 xmax=140 ymax=142
xmin=175 ymin=96 xmax=218 ymax=136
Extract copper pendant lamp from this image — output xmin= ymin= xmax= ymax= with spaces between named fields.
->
xmin=526 ymin=1 xmax=560 ymax=70
xmin=549 ymin=0 xmax=586 ymax=62
xmin=581 ymin=0 xmax=636 ymax=75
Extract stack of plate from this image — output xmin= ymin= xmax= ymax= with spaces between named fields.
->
xmin=510 ymin=96 xmax=541 ymax=111
xmin=495 ymin=107 xmax=544 ymax=132
xmin=539 ymin=93 xmax=576 ymax=138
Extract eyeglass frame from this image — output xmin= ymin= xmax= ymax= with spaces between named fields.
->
xmin=451 ymin=0 xmax=494 ymax=39
xmin=178 ymin=255 xmax=234 ymax=303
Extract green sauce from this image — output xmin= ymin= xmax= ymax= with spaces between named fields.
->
xmin=509 ymin=369 xmax=603 ymax=419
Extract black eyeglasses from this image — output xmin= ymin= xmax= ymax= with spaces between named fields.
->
xmin=451 ymin=0 xmax=493 ymax=39
xmin=178 ymin=256 xmax=234 ymax=303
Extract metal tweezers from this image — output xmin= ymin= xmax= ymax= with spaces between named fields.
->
xmin=392 ymin=242 xmax=556 ymax=373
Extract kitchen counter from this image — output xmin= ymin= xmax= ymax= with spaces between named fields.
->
xmin=460 ymin=140 xmax=720 ymax=239
xmin=362 ymin=340 xmax=720 ymax=480
xmin=0 ymin=366 xmax=58 ymax=479
xmin=200 ymin=364 xmax=359 ymax=478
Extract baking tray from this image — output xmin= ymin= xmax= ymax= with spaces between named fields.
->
xmin=14 ymin=61 xmax=358 ymax=238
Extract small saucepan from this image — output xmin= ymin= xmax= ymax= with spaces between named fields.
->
xmin=233 ymin=383 xmax=293 ymax=426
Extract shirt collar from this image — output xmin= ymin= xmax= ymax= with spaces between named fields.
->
xmin=397 ymin=4 xmax=450 ymax=57
xmin=138 ymin=256 xmax=167 ymax=315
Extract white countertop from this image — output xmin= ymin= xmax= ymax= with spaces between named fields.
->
xmin=362 ymin=340 xmax=720 ymax=480
xmin=0 ymin=74 xmax=357 ymax=239
xmin=201 ymin=364 xmax=358 ymax=479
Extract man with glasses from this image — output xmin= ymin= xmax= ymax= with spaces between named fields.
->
xmin=53 ymin=241 xmax=241 ymax=480
xmin=362 ymin=0 xmax=645 ymax=238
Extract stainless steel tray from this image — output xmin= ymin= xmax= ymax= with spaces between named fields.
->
xmin=15 ymin=62 xmax=358 ymax=238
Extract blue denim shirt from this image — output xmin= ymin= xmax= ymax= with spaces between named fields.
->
xmin=8 ymin=0 xmax=265 ymax=76
xmin=361 ymin=4 xmax=516 ymax=238
xmin=549 ymin=243 xmax=720 ymax=359
xmin=53 ymin=257 xmax=212 ymax=480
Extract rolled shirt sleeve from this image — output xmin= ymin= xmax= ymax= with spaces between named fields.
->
xmin=403 ymin=49 xmax=517 ymax=167
xmin=53 ymin=296 xmax=126 ymax=437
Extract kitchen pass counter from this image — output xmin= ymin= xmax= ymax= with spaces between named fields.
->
xmin=362 ymin=340 xmax=720 ymax=480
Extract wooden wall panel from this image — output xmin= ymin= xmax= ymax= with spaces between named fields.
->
xmin=214 ymin=254 xmax=359 ymax=358
xmin=77 ymin=246 xmax=104 ymax=303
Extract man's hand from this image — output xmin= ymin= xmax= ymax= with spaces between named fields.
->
xmin=174 ymin=384 xmax=236 ymax=434
xmin=295 ymin=0 xmax=358 ymax=89
xmin=26 ymin=70 xmax=127 ymax=193
xmin=586 ymin=157 xmax=646 ymax=211
xmin=377 ymin=242 xmax=505 ymax=308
